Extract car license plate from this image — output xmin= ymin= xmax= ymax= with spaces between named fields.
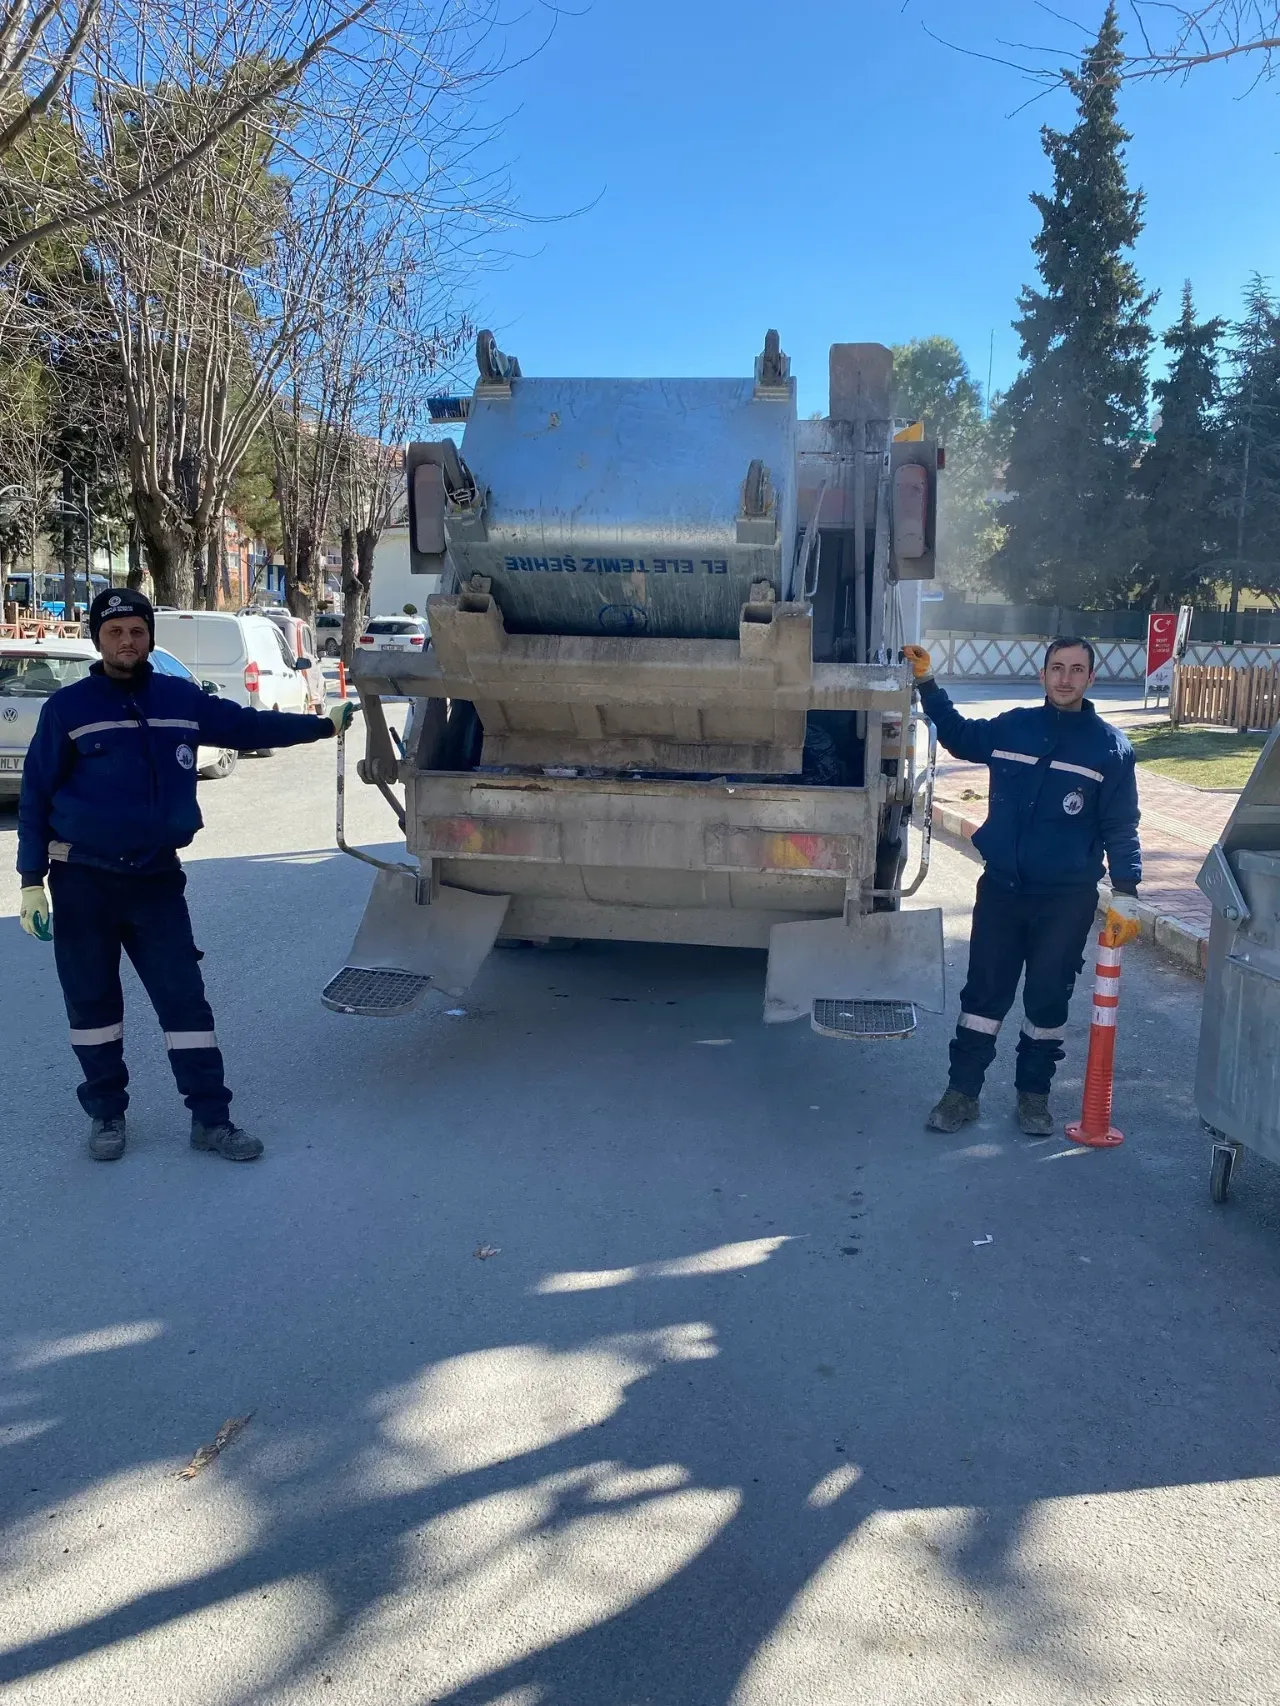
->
xmin=0 ymin=755 xmax=24 ymax=771
xmin=384 ymin=643 xmax=406 ymax=651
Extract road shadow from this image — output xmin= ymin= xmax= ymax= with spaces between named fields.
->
xmin=2 ymin=848 xmax=1279 ymax=1703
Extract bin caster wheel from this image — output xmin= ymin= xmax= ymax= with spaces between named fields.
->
xmin=1210 ymin=1143 xmax=1237 ymax=1205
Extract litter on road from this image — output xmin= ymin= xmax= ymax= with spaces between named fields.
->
xmin=175 ymin=1413 xmax=253 ymax=1480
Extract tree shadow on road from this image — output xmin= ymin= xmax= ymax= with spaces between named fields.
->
xmin=3 ymin=851 xmax=1280 ymax=1703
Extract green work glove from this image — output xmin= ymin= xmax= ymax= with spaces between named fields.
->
xmin=20 ymin=883 xmax=52 ymax=942
xmin=327 ymin=702 xmax=355 ymax=736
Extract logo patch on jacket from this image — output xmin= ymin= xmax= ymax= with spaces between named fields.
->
xmin=176 ymin=743 xmax=195 ymax=770
xmin=1062 ymin=789 xmax=1084 ymax=816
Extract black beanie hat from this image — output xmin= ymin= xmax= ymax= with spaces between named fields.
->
xmin=89 ymin=586 xmax=155 ymax=646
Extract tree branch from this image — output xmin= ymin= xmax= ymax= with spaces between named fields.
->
xmin=0 ymin=0 xmax=375 ymax=267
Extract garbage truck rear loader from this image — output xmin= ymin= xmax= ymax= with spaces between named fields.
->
xmin=324 ymin=332 xmax=945 ymax=1038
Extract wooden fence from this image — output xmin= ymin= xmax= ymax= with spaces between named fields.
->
xmin=1172 ymin=663 xmax=1280 ymax=731
xmin=0 ymin=618 xmax=85 ymax=640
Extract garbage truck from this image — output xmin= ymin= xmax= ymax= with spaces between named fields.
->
xmin=322 ymin=331 xmax=945 ymax=1040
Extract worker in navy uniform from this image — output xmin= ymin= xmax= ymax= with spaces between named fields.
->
xmin=17 ymin=587 xmax=354 ymax=1163
xmin=902 ymin=637 xmax=1143 ymax=1136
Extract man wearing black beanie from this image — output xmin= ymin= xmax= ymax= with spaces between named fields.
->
xmin=17 ymin=587 xmax=354 ymax=1162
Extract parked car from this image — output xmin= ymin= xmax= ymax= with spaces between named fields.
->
xmin=358 ymin=616 xmax=429 ymax=654
xmin=148 ymin=645 xmax=238 ymax=779
xmin=315 ymin=612 xmax=344 ymax=658
xmin=0 ymin=638 xmax=237 ymax=795
xmin=255 ymin=608 xmax=327 ymax=712
xmin=153 ymin=611 xmax=316 ymax=755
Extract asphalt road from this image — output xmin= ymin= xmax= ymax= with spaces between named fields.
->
xmin=3 ymin=736 xmax=1280 ymax=1706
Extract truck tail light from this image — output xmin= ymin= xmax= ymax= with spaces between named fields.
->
xmin=705 ymin=827 xmax=852 ymax=874
xmin=420 ymin=817 xmax=562 ymax=859
xmin=244 ymin=661 xmax=260 ymax=695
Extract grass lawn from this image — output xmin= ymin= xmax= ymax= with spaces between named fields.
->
xmin=1125 ymin=721 xmax=1267 ymax=789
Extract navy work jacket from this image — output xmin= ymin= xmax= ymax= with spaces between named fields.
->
xmin=18 ymin=661 xmax=331 ymax=880
xmin=919 ymin=680 xmax=1141 ymax=893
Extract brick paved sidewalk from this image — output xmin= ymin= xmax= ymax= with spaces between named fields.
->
xmin=931 ymin=753 xmax=1227 ymax=936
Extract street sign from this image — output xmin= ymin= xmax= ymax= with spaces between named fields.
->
xmin=1145 ymin=611 xmax=1177 ymax=698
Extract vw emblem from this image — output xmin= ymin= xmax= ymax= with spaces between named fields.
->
xmin=2 ymin=706 xmax=16 ymax=722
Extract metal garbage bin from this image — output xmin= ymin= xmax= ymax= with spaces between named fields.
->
xmin=1194 ymin=723 xmax=1280 ymax=1202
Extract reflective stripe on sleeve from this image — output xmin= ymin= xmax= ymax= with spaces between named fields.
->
xmin=69 ymin=1022 xmax=124 ymax=1046
xmin=67 ymin=720 xmax=139 ymax=740
xmin=164 ymin=1031 xmax=219 ymax=1050
xmin=958 ymin=1013 xmax=1002 ymax=1035
xmin=1050 ymin=759 xmax=1105 ymax=783
xmin=1020 ymin=1020 xmax=1066 ymax=1041
xmin=147 ymin=718 xmax=202 ymax=730
xmin=991 ymin=749 xmax=1038 ymax=765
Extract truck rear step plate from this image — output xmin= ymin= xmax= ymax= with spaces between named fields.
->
xmin=811 ymin=999 xmax=916 ymax=1040
xmin=322 ymin=967 xmax=432 ymax=1017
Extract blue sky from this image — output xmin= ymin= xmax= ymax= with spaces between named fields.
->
xmin=463 ymin=0 xmax=1280 ymax=416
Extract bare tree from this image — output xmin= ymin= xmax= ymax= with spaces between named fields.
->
xmin=271 ymin=201 xmax=471 ymax=633
xmin=42 ymin=0 xmax=519 ymax=605
xmin=930 ymin=3 xmax=1280 ymax=89
xmin=0 ymin=0 xmax=377 ymax=266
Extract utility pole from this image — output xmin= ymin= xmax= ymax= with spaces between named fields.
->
xmin=61 ymin=463 xmax=76 ymax=617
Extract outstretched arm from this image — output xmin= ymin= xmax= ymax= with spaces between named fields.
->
xmin=902 ymin=649 xmax=999 ymax=765
xmin=191 ymin=689 xmax=338 ymax=753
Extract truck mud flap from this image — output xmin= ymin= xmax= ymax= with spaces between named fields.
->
xmin=763 ymin=907 xmax=945 ymax=1027
xmin=322 ymin=871 xmax=511 ymax=1015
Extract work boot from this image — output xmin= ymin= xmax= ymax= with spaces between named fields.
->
xmin=1016 ymin=1092 xmax=1055 ymax=1136
xmin=190 ymin=1120 xmax=264 ymax=1162
xmin=925 ymin=1088 xmax=980 ymax=1133
xmin=88 ymin=1116 xmax=127 ymax=1161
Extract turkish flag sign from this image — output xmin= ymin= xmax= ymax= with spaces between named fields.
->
xmin=1146 ymin=612 xmax=1177 ymax=691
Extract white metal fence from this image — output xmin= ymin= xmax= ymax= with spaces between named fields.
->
xmin=923 ymin=631 xmax=1280 ymax=683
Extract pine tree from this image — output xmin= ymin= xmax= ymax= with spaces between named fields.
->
xmin=1135 ymin=282 xmax=1223 ymax=607
xmin=994 ymin=3 xmax=1154 ymax=607
xmin=1217 ymin=276 xmax=1280 ymax=613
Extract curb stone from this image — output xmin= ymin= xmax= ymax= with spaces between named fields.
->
xmin=929 ymin=803 xmax=1208 ymax=976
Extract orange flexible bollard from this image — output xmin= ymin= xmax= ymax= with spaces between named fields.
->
xmin=337 ymin=660 xmax=347 ymax=700
xmin=1066 ymin=932 xmax=1125 ymax=1148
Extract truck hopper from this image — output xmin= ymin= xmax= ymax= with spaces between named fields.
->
xmin=323 ymin=331 xmax=945 ymax=1038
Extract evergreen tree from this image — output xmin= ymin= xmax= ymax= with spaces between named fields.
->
xmin=994 ymin=3 xmax=1154 ymax=607
xmin=1135 ymin=282 xmax=1224 ymax=607
xmin=1217 ymin=275 xmax=1280 ymax=613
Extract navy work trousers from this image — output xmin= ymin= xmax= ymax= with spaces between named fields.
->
xmin=47 ymin=861 xmax=231 ymax=1126
xmin=948 ymin=875 xmax=1099 ymax=1098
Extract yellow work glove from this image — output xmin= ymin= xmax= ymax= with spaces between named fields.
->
xmin=902 ymin=644 xmax=933 ymax=681
xmin=327 ymin=701 xmax=355 ymax=736
xmin=1102 ymin=893 xmax=1141 ymax=949
xmin=20 ymin=883 xmax=52 ymax=942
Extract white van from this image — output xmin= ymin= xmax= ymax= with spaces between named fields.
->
xmin=153 ymin=612 xmax=316 ymax=718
